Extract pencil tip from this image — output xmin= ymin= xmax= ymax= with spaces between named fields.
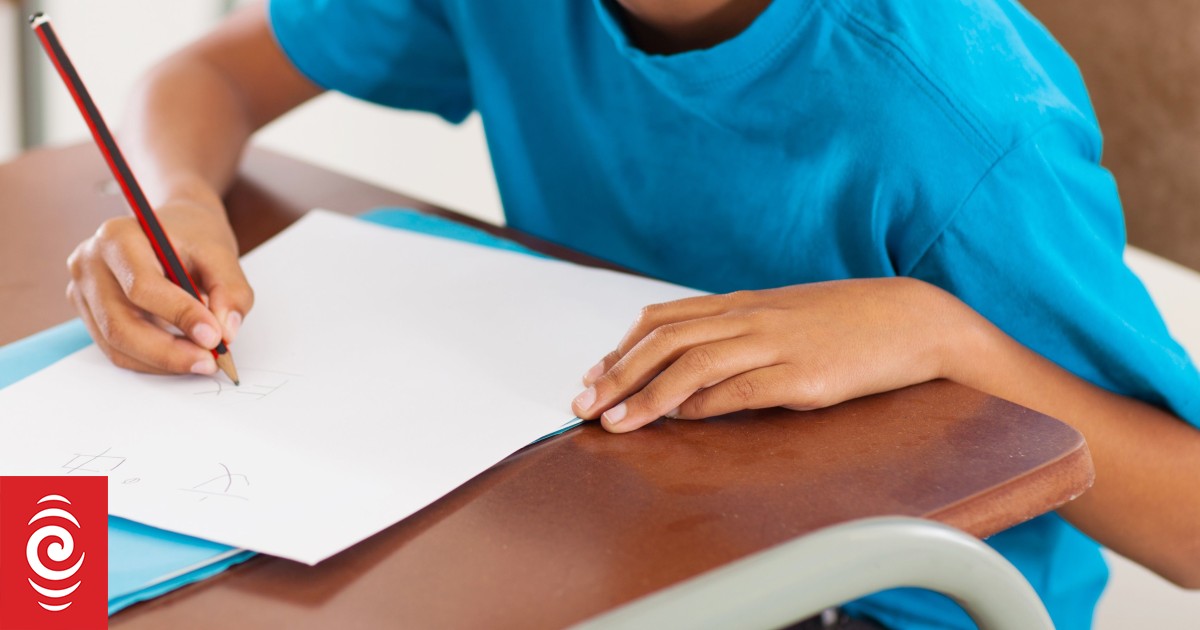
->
xmin=214 ymin=349 xmax=241 ymax=387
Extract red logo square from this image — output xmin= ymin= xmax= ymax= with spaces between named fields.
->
xmin=0 ymin=476 xmax=107 ymax=630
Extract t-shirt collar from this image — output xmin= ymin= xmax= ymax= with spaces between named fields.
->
xmin=592 ymin=0 xmax=815 ymax=92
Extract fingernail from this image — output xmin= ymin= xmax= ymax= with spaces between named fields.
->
xmin=192 ymin=323 xmax=220 ymax=348
xmin=582 ymin=361 xmax=604 ymax=386
xmin=574 ymin=387 xmax=597 ymax=414
xmin=190 ymin=359 xmax=217 ymax=375
xmin=604 ymin=402 xmax=628 ymax=426
xmin=665 ymin=407 xmax=680 ymax=419
xmin=225 ymin=311 xmax=242 ymax=344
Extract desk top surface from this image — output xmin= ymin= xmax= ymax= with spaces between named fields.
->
xmin=0 ymin=144 xmax=1093 ymax=629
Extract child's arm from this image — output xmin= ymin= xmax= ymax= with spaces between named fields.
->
xmin=572 ymin=275 xmax=1200 ymax=588
xmin=573 ymin=120 xmax=1200 ymax=588
xmin=66 ymin=2 xmax=321 ymax=374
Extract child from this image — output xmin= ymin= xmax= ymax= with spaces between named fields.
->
xmin=65 ymin=1 xmax=1200 ymax=627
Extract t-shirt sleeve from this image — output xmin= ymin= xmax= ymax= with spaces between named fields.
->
xmin=267 ymin=0 xmax=472 ymax=122
xmin=907 ymin=121 xmax=1200 ymax=425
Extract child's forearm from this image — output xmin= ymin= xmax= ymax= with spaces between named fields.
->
xmin=574 ymin=278 xmax=1200 ymax=587
xmin=121 ymin=57 xmax=251 ymax=218
xmin=946 ymin=310 xmax=1200 ymax=588
xmin=119 ymin=2 xmax=320 ymax=213
xmin=64 ymin=2 xmax=318 ymax=376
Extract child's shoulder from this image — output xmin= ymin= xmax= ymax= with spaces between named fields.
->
xmin=816 ymin=0 xmax=1099 ymax=161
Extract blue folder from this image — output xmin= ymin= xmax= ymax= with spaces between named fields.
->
xmin=0 ymin=209 xmax=542 ymax=615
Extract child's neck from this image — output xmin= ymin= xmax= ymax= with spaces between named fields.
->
xmin=616 ymin=0 xmax=773 ymax=55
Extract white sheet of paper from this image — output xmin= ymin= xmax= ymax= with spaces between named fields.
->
xmin=0 ymin=210 xmax=700 ymax=564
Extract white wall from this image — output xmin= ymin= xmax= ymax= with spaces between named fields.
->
xmin=254 ymin=97 xmax=503 ymax=225
xmin=0 ymin=3 xmax=20 ymax=162
xmin=36 ymin=0 xmax=224 ymax=146
xmin=1099 ymin=552 xmax=1200 ymax=627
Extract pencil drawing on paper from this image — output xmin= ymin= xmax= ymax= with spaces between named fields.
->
xmin=192 ymin=368 xmax=300 ymax=401
xmin=62 ymin=447 xmax=126 ymax=474
xmin=180 ymin=463 xmax=250 ymax=502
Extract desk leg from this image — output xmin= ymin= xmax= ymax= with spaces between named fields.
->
xmin=575 ymin=517 xmax=1053 ymax=630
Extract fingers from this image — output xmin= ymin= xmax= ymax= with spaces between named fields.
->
xmin=611 ymin=291 xmax=756 ymax=360
xmin=581 ymin=349 xmax=620 ymax=386
xmin=578 ymin=338 xmax=770 ymax=433
xmin=673 ymin=365 xmax=814 ymax=420
xmin=574 ymin=315 xmax=751 ymax=418
xmin=68 ymin=217 xmax=222 ymax=375
xmin=190 ymin=243 xmax=254 ymax=344
xmin=96 ymin=219 xmax=224 ymax=350
xmin=582 ymin=292 xmax=758 ymax=387
xmin=68 ymin=278 xmax=216 ymax=375
xmin=571 ymin=280 xmax=939 ymax=435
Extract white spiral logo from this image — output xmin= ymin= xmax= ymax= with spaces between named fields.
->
xmin=26 ymin=494 xmax=85 ymax=612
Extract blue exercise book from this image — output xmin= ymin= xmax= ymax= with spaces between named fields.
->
xmin=0 ymin=209 xmax=545 ymax=615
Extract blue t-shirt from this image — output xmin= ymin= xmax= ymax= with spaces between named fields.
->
xmin=268 ymin=0 xmax=1200 ymax=627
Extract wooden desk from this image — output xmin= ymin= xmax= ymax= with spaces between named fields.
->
xmin=0 ymin=144 xmax=1094 ymax=629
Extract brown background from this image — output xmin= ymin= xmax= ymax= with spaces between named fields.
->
xmin=1024 ymin=0 xmax=1200 ymax=270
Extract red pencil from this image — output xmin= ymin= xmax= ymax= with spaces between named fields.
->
xmin=30 ymin=13 xmax=240 ymax=385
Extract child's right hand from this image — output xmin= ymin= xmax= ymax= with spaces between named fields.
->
xmin=65 ymin=201 xmax=254 ymax=376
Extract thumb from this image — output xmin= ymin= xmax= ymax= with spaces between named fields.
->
xmin=192 ymin=245 xmax=254 ymax=345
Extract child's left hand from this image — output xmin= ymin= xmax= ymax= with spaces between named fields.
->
xmin=571 ymin=277 xmax=980 ymax=432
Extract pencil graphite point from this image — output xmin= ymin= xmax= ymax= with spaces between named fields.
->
xmin=215 ymin=350 xmax=241 ymax=386
xmin=29 ymin=13 xmax=50 ymax=28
